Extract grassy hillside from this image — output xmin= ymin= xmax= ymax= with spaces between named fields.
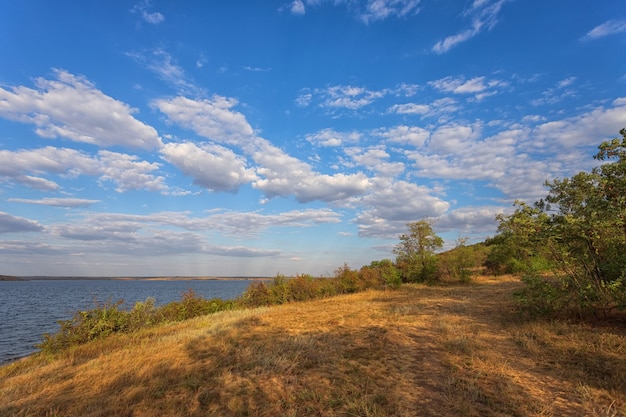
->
xmin=1 ymin=276 xmax=625 ymax=416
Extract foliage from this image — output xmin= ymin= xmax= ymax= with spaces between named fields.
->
xmin=37 ymin=290 xmax=236 ymax=354
xmin=362 ymin=259 xmax=402 ymax=289
xmin=495 ymin=129 xmax=626 ymax=317
xmin=239 ymin=262 xmax=401 ymax=309
xmin=438 ymin=238 xmax=484 ymax=283
xmin=393 ymin=220 xmax=444 ymax=283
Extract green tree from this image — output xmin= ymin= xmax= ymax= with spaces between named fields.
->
xmin=498 ymin=129 xmax=626 ymax=317
xmin=490 ymin=201 xmax=552 ymax=275
xmin=393 ymin=220 xmax=443 ymax=282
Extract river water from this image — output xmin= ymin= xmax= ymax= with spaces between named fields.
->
xmin=0 ymin=279 xmax=255 ymax=364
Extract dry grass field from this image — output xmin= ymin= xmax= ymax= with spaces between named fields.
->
xmin=1 ymin=275 xmax=625 ymax=416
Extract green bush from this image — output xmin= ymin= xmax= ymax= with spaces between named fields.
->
xmin=38 ymin=290 xmax=236 ymax=354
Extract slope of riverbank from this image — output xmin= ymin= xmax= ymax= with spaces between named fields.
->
xmin=1 ymin=276 xmax=624 ymax=416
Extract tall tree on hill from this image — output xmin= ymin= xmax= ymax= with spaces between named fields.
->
xmin=393 ymin=220 xmax=443 ymax=282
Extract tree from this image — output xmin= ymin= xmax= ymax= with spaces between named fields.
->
xmin=393 ymin=220 xmax=443 ymax=282
xmin=497 ymin=129 xmax=626 ymax=317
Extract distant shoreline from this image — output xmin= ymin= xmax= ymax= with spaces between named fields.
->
xmin=0 ymin=276 xmax=272 ymax=282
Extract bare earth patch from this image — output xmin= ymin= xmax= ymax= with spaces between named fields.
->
xmin=1 ymin=275 xmax=624 ymax=416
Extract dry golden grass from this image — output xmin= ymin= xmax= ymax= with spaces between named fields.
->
xmin=1 ymin=275 xmax=625 ymax=416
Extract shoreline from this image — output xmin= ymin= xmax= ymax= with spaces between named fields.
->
xmin=2 ymin=276 xmax=273 ymax=282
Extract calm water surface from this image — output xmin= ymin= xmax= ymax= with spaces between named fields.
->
xmin=0 ymin=279 xmax=254 ymax=364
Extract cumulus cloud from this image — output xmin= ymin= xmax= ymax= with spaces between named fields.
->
xmin=353 ymin=179 xmax=450 ymax=238
xmin=532 ymin=98 xmax=626 ymax=148
xmin=0 ymin=70 xmax=162 ymax=149
xmin=344 ymin=146 xmax=406 ymax=177
xmin=408 ymin=124 xmax=520 ymax=183
xmin=0 ymin=212 xmax=44 ymax=233
xmin=97 ymin=151 xmax=167 ymax=193
xmin=153 ymin=95 xmax=255 ymax=145
xmin=157 ymin=96 xmax=371 ymax=203
xmin=434 ymin=206 xmax=504 ymax=234
xmin=433 ymin=0 xmax=506 ymax=53
xmin=375 ymin=125 xmax=430 ymax=147
xmin=0 ymin=146 xmax=98 ymax=178
xmin=160 ymin=142 xmax=256 ymax=192
xmin=583 ymin=19 xmax=626 ymax=40
xmin=0 ymin=146 xmax=168 ymax=193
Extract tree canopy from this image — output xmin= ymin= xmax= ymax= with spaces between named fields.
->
xmin=493 ymin=129 xmax=626 ymax=317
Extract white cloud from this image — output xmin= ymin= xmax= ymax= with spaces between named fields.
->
xmin=433 ymin=28 xmax=478 ymax=54
xmin=429 ymin=123 xmax=481 ymax=153
xmin=160 ymin=142 xmax=256 ymax=192
xmin=532 ymin=99 xmax=626 ymax=148
xmin=295 ymin=93 xmax=313 ymax=107
xmin=434 ymin=206 xmax=504 ymax=234
xmin=131 ymin=1 xmax=165 ymax=24
xmin=388 ymin=97 xmax=459 ymax=118
xmin=407 ymin=124 xmax=520 ymax=182
xmin=196 ymin=208 xmax=342 ymax=236
xmin=290 ymin=0 xmax=306 ymax=15
xmin=0 ymin=146 xmax=98 ymax=178
xmin=345 ymin=146 xmax=406 ymax=177
xmin=11 ymin=175 xmax=61 ymax=191
xmin=355 ymin=179 xmax=450 ymax=238
xmin=0 ymin=146 xmax=168 ymax=193
xmin=8 ymin=198 xmax=100 ymax=208
xmin=128 ymin=49 xmax=196 ymax=94
xmin=531 ymin=77 xmax=578 ymax=106
xmin=557 ymin=76 xmax=577 ymax=88
xmin=306 ymin=128 xmax=361 ymax=147
xmin=429 ymin=75 xmax=506 ymax=99
xmin=42 ymin=207 xmax=344 ymax=259
xmin=98 ymin=151 xmax=167 ymax=193
xmin=70 ymin=208 xmax=341 ymax=238
xmin=298 ymin=84 xmax=396 ymax=111
xmin=432 ymin=0 xmax=506 ymax=53
xmin=583 ymin=19 xmax=626 ymax=40
xmin=358 ymin=0 xmax=421 ymax=24
xmin=323 ymin=85 xmax=384 ymax=109
xmin=388 ymin=103 xmax=430 ymax=115
xmin=375 ymin=125 xmax=430 ymax=147
xmin=0 ymin=70 xmax=162 ymax=149
xmin=243 ymin=66 xmax=272 ymax=72
xmin=158 ymin=96 xmax=372 ymax=203
xmin=0 ymin=212 xmax=44 ymax=233
xmin=153 ymin=95 xmax=255 ymax=146
xmin=289 ymin=0 xmax=421 ymax=23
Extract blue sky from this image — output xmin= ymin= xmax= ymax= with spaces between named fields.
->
xmin=0 ymin=0 xmax=625 ymax=277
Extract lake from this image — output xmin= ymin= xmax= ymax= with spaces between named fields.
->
xmin=0 ymin=279 xmax=256 ymax=364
